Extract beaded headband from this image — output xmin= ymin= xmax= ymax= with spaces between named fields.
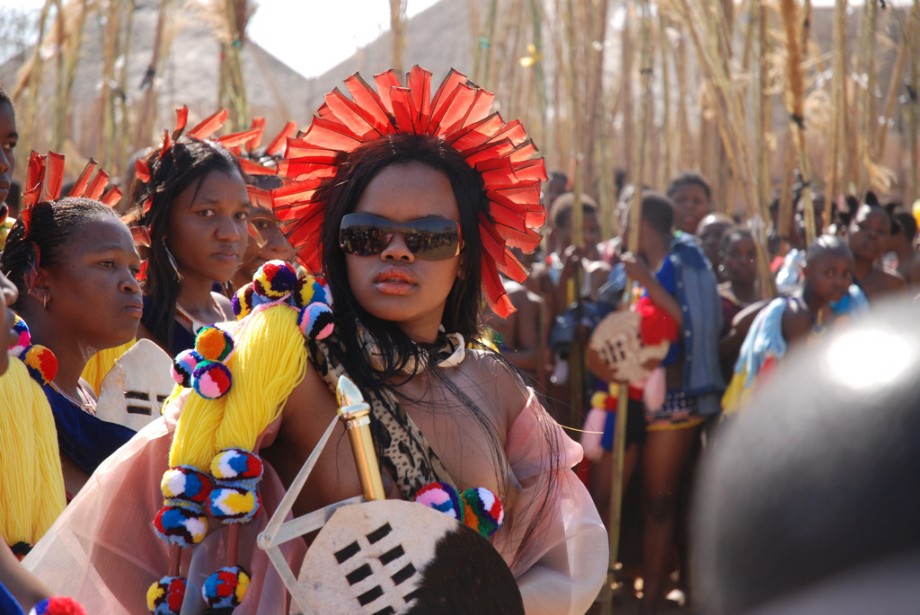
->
xmin=270 ymin=65 xmax=546 ymax=318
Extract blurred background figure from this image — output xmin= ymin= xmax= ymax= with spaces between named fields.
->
xmin=695 ymin=296 xmax=920 ymax=615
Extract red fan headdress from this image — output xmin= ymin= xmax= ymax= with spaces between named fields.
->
xmin=132 ymin=106 xmax=287 ymax=221
xmin=18 ymin=151 xmax=122 ymax=237
xmin=271 ymin=66 xmax=546 ymax=318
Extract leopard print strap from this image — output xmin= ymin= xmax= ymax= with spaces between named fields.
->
xmin=308 ymin=334 xmax=455 ymax=498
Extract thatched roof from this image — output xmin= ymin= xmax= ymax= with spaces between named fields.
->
xmin=0 ymin=0 xmax=313 ymax=175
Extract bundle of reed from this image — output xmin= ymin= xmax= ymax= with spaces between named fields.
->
xmin=132 ymin=0 xmax=174 ymax=153
xmin=663 ymin=0 xmax=775 ymax=296
xmin=48 ymin=0 xmax=87 ymax=153
xmin=857 ymin=0 xmax=878 ymax=193
xmin=99 ymin=0 xmax=124 ymax=173
xmin=218 ymin=0 xmax=250 ymax=131
xmin=874 ymin=2 xmax=920 ymax=165
xmin=779 ymin=0 xmax=817 ymax=245
xmin=826 ymin=0 xmax=849 ymax=201
xmin=11 ymin=0 xmax=55 ymax=172
xmin=911 ymin=1 xmax=919 ymax=198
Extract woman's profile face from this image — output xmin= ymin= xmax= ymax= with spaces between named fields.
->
xmin=345 ymin=162 xmax=461 ymax=343
xmin=167 ymin=169 xmax=250 ymax=284
xmin=42 ymin=215 xmax=143 ymax=350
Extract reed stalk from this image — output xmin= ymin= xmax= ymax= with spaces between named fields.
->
xmin=388 ymin=0 xmax=407 ymax=76
xmin=133 ymin=0 xmax=172 ymax=152
xmin=220 ymin=0 xmax=249 ymax=130
xmin=910 ymin=0 xmax=919 ymax=198
xmin=857 ymin=0 xmax=878 ymax=192
xmin=100 ymin=0 xmax=122 ymax=169
xmin=874 ymin=3 xmax=919 ymax=162
xmin=51 ymin=0 xmax=87 ymax=152
xmin=827 ymin=0 xmax=848 ymax=200
xmin=779 ymin=0 xmax=816 ymax=245
xmin=13 ymin=0 xmax=53 ymax=172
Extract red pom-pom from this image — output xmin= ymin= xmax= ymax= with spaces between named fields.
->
xmin=28 ymin=596 xmax=87 ymax=615
xmin=636 ymin=296 xmax=680 ymax=346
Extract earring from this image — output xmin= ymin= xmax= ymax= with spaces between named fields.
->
xmin=164 ymin=243 xmax=183 ymax=282
xmin=43 ymin=291 xmax=49 ymax=310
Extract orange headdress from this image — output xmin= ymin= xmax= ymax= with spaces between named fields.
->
xmin=270 ymin=66 xmax=546 ymax=318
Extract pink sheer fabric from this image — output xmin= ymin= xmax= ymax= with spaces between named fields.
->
xmin=23 ymin=397 xmax=305 ymax=615
xmin=494 ymin=388 xmax=608 ymax=615
xmin=25 ymin=387 xmax=604 ymax=614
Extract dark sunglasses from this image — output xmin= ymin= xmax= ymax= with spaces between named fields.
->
xmin=339 ymin=212 xmax=462 ymax=261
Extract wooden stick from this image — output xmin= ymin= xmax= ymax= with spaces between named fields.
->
xmin=168 ymin=543 xmax=180 ymax=577
xmin=601 ymin=5 xmax=653 ymax=614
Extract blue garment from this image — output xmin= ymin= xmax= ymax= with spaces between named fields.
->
xmin=141 ymin=295 xmax=196 ymax=356
xmin=0 ymin=581 xmax=25 ymax=615
xmin=653 ymin=256 xmax=682 ymax=366
xmin=668 ymin=233 xmax=725 ymax=416
xmin=45 ymin=385 xmax=136 ymax=476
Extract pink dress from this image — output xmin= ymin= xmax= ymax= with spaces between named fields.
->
xmin=23 ymin=397 xmax=305 ymax=615
xmin=24 ymin=389 xmax=607 ymax=614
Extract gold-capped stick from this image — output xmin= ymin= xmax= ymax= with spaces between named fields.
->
xmin=336 ymin=375 xmax=386 ymax=502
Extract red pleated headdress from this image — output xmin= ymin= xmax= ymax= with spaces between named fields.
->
xmin=271 ymin=66 xmax=546 ymax=318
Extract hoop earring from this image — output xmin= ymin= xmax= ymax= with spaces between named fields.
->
xmin=42 ymin=291 xmax=49 ymax=310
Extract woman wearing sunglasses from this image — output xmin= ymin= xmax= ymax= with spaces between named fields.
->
xmin=263 ymin=68 xmax=607 ymax=614
xmin=23 ymin=69 xmax=606 ymax=614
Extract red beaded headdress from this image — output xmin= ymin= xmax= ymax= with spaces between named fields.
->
xmin=271 ymin=66 xmax=546 ymax=318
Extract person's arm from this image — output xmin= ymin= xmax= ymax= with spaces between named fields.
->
xmin=0 ymin=542 xmax=49 ymax=612
xmin=781 ymin=301 xmax=812 ymax=346
xmin=619 ymin=253 xmax=683 ymax=327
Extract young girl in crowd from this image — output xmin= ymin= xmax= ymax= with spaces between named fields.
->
xmin=134 ymin=124 xmax=250 ymax=356
xmin=846 ymin=203 xmax=905 ymax=301
xmin=0 ymin=158 xmax=142 ymax=496
xmin=717 ymin=228 xmax=764 ymax=383
xmin=723 ymin=235 xmax=866 ymax=415
xmin=25 ymin=67 xmax=607 ymax=615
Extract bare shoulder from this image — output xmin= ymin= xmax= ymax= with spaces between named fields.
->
xmin=459 ymin=349 xmax=530 ymax=429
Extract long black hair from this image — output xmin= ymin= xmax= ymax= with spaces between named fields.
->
xmin=320 ymin=133 xmax=486 ymax=388
xmin=318 ymin=134 xmax=558 ymax=565
xmin=133 ymin=137 xmax=242 ymax=350
xmin=1 ymin=197 xmax=120 ymax=308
